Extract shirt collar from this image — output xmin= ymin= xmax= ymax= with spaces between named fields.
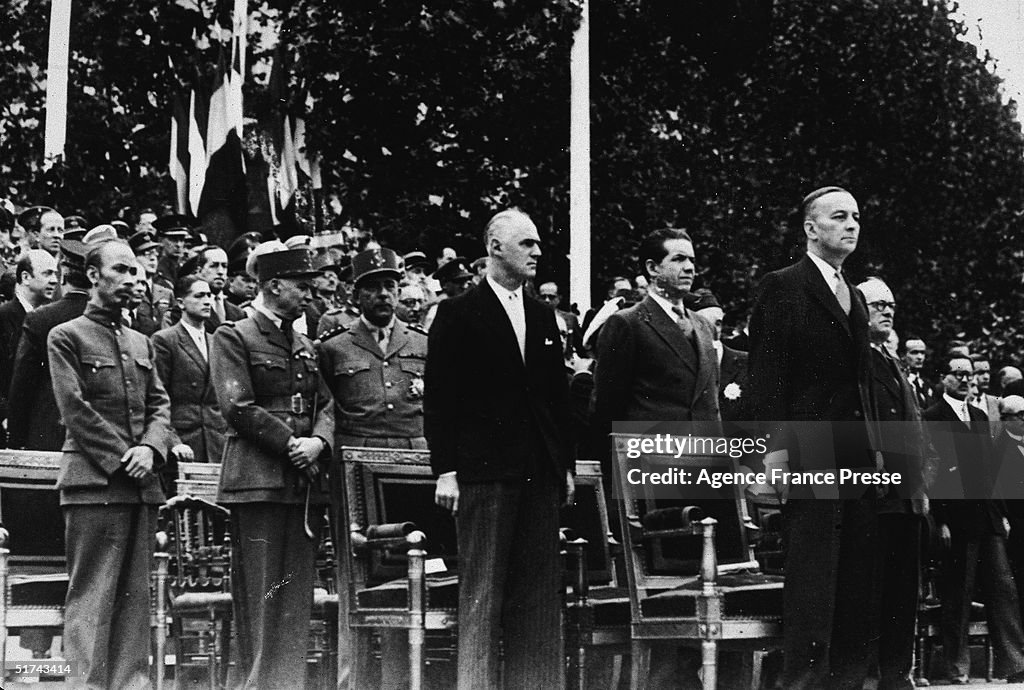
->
xmin=180 ymin=318 xmax=206 ymax=342
xmin=253 ymin=300 xmax=283 ymax=329
xmin=807 ymin=251 xmax=841 ymax=290
xmin=360 ymin=315 xmax=395 ymax=334
xmin=647 ymin=290 xmax=682 ymax=322
xmin=943 ymin=392 xmax=968 ymax=415
xmin=84 ymin=301 xmax=123 ymax=328
xmin=486 ymin=274 xmax=522 ymax=302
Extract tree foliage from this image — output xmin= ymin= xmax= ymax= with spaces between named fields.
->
xmin=3 ymin=0 xmax=1024 ymax=364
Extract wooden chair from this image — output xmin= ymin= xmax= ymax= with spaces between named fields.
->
xmin=0 ymin=450 xmax=65 ymax=681
xmin=611 ymin=434 xmax=784 ymax=690
xmin=562 ymin=460 xmax=631 ymax=690
xmin=153 ymin=494 xmax=234 ymax=690
xmin=336 ymin=446 xmax=458 ymax=690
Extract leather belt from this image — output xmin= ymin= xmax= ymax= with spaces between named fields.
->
xmin=256 ymin=394 xmax=313 ymax=415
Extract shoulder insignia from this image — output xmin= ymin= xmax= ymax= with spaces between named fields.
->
xmin=319 ymin=324 xmax=349 ymax=341
xmin=406 ymin=322 xmax=428 ymax=336
xmin=324 ymin=307 xmax=342 ymax=315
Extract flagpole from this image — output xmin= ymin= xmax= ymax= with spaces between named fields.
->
xmin=569 ymin=0 xmax=591 ymax=315
xmin=44 ymin=0 xmax=73 ymax=163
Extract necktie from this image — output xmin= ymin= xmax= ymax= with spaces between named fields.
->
xmin=670 ymin=305 xmax=694 ymax=339
xmin=281 ymin=319 xmax=294 ymax=346
xmin=214 ymin=295 xmax=226 ymax=321
xmin=834 ymin=272 xmax=851 ymax=315
xmin=377 ymin=326 xmax=389 ymax=354
xmin=507 ymin=292 xmax=526 ymax=362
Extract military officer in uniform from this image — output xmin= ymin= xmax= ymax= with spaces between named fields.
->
xmin=318 ymin=246 xmax=429 ymax=687
xmin=319 ymin=247 xmax=428 ymax=449
xmin=210 ymin=247 xmax=334 ymax=689
xmin=48 ymin=239 xmax=172 ymax=689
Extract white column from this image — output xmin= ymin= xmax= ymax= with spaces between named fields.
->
xmin=569 ymin=0 xmax=591 ymax=314
xmin=44 ymin=0 xmax=73 ymax=162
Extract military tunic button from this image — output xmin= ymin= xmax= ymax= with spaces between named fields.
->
xmin=386 ymin=403 xmax=394 ymax=410
xmin=297 ymin=373 xmax=303 ymax=379
xmin=382 ymin=361 xmax=389 ymax=368
xmin=121 ymin=354 xmax=128 ymax=361
xmin=385 ymin=382 xmax=393 ymax=388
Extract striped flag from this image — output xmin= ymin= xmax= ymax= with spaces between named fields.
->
xmin=187 ymin=88 xmax=207 ymax=217
xmin=169 ymin=93 xmax=190 ymax=214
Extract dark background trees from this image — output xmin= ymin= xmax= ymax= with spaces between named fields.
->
xmin=3 ymin=0 xmax=1024 ymax=361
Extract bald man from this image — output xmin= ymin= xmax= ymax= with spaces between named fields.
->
xmin=859 ymin=277 xmax=929 ymax=690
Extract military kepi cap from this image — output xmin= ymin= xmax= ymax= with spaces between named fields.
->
xmin=256 ymin=248 xmax=321 ymax=282
xmin=433 ymin=257 xmax=472 ymax=283
xmin=128 ymin=230 xmax=160 ymax=255
xmin=352 ymin=247 xmax=402 ymax=286
xmin=152 ymin=214 xmax=194 ymax=238
xmin=59 ymin=239 xmax=87 ymax=272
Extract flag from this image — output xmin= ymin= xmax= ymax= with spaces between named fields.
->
xmin=197 ymin=41 xmax=247 ymax=232
xmin=187 ymin=88 xmax=207 ymax=216
xmin=293 ymin=116 xmax=322 ymax=190
xmin=169 ymin=93 xmax=190 ymax=214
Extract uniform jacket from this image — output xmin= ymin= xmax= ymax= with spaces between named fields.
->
xmin=318 ymin=318 xmax=427 ymax=440
xmin=593 ymin=294 xmax=721 ymax=427
xmin=136 ymin=282 xmax=172 ymax=331
xmin=316 ymin=304 xmax=360 ymax=338
xmin=8 ymin=289 xmax=89 ymax=450
xmin=152 ymin=322 xmax=227 ymax=464
xmin=47 ymin=302 xmax=172 ymax=505
xmin=210 ymin=310 xmax=334 ymax=504
xmin=424 ymin=280 xmax=572 ymax=483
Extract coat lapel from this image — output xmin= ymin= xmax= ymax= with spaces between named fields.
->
xmin=175 ymin=322 xmax=207 ymax=372
xmin=384 ymin=322 xmax=409 ymax=360
xmin=799 ymin=255 xmax=852 ymax=336
xmin=350 ymin=320 xmax=385 ymax=359
xmin=638 ymin=296 xmax=696 ymax=374
xmin=475 ymin=281 xmax=526 ymax=372
xmin=690 ymin=309 xmax=716 ymax=405
xmin=253 ymin=311 xmax=291 ymax=353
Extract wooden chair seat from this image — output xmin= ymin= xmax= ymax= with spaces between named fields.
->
xmin=640 ymin=571 xmax=784 ymax=619
xmin=354 ymin=572 xmax=459 ymax=611
xmin=567 ymin=585 xmax=631 ymax=628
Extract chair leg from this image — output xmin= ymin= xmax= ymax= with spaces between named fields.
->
xmin=630 ymin=640 xmax=650 ymax=690
xmin=352 ymin=629 xmax=374 ymax=690
xmin=219 ymin=617 xmax=231 ymax=690
xmin=749 ymin=650 xmax=768 ymax=690
xmin=700 ymin=640 xmax=718 ymax=690
xmin=609 ymin=654 xmax=624 ymax=689
xmin=206 ymin=616 xmax=217 ymax=690
xmin=986 ymin=636 xmax=994 ymax=682
xmin=409 ymin=626 xmax=425 ymax=690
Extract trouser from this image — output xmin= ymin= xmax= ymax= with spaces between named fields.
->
xmin=231 ymin=503 xmax=321 ymax=690
xmin=455 ymin=477 xmax=563 ymax=690
xmin=63 ymin=504 xmax=156 ymax=690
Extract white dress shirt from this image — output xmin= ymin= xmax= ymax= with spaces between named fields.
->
xmin=180 ymin=319 xmax=208 ymax=360
xmin=807 ymin=251 xmax=843 ymax=295
xmin=943 ymin=392 xmax=972 ymax=424
xmin=487 ymin=274 xmax=526 ymax=362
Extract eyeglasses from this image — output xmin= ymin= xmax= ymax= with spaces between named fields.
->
xmin=399 ymin=299 xmax=423 ymax=307
xmin=539 ymin=294 xmax=559 ymax=301
xmin=946 ymin=371 xmax=972 ymax=380
xmin=867 ymin=300 xmax=896 ymax=312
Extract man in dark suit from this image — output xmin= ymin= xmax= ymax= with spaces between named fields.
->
xmin=426 ymin=208 xmax=573 ymax=689
xmin=48 ymin=239 xmax=172 ymax=688
xmin=748 ymin=186 xmax=879 ymax=689
xmin=903 ymin=337 xmax=936 ymax=410
xmin=538 ymin=280 xmax=580 ymax=356
xmin=858 ymin=277 xmax=930 ymax=690
xmin=8 ymin=240 xmax=90 ymax=450
xmin=160 ymin=246 xmax=245 ymax=331
xmin=593 ymin=228 xmax=720 ymax=460
xmin=210 ymin=248 xmax=334 ymax=688
xmin=0 ymin=248 xmax=58 ymax=444
xmin=152 ymin=275 xmax=228 ymax=467
xmin=924 ymin=356 xmax=1024 ymax=684
xmin=689 ymin=288 xmax=749 ymax=422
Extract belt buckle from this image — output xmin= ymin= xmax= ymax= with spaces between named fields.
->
xmin=291 ymin=393 xmax=307 ymax=415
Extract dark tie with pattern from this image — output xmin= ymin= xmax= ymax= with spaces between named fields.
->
xmin=834 ymin=272 xmax=851 ymax=315
xmin=670 ymin=304 xmax=694 ymax=339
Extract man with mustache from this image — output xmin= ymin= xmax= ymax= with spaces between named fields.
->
xmin=48 ymin=239 xmax=172 ymax=688
xmin=318 ymin=247 xmax=429 ymax=687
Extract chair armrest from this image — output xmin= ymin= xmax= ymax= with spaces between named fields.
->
xmin=560 ymin=528 xmax=589 ymax=602
xmin=351 ymin=522 xmax=422 ymax=554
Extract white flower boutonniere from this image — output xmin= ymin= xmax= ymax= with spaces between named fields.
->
xmin=408 ymin=376 xmax=425 ymax=401
xmin=724 ymin=382 xmax=742 ymax=400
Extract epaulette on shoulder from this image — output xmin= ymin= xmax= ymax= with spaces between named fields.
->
xmin=324 ymin=306 xmax=342 ymax=315
xmin=406 ymin=322 xmax=428 ymax=336
xmin=319 ymin=324 xmax=349 ymax=341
